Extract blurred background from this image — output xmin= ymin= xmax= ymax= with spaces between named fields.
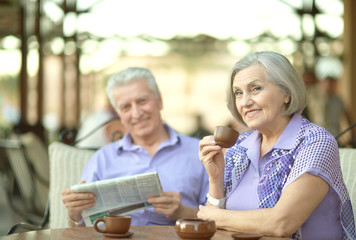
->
xmin=0 ymin=0 xmax=355 ymax=144
xmin=0 ymin=0 xmax=356 ymax=236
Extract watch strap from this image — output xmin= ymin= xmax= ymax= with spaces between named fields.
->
xmin=206 ymin=193 xmax=226 ymax=207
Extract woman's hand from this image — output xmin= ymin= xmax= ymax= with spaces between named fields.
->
xmin=199 ymin=135 xmax=225 ymax=180
xmin=197 ymin=205 xmax=221 ymax=220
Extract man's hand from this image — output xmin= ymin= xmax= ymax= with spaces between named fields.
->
xmin=148 ymin=191 xmax=199 ymax=220
xmin=62 ymin=180 xmax=96 ymax=223
xmin=147 ymin=191 xmax=182 ymax=220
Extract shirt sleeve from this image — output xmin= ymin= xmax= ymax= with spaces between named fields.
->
xmin=284 ymin=131 xmax=340 ymax=189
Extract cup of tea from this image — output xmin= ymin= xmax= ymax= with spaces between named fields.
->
xmin=93 ymin=215 xmax=131 ymax=234
xmin=214 ymin=126 xmax=239 ymax=148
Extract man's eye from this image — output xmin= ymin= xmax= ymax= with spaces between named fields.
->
xmin=138 ymin=98 xmax=147 ymax=104
xmin=120 ymin=105 xmax=130 ymax=111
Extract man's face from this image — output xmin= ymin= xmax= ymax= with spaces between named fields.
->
xmin=112 ymin=79 xmax=163 ymax=141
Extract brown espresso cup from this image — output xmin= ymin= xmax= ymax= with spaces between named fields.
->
xmin=214 ymin=126 xmax=239 ymax=148
xmin=93 ymin=215 xmax=131 ymax=234
xmin=175 ymin=218 xmax=216 ymax=239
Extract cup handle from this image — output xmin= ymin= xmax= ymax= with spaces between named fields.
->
xmin=93 ymin=217 xmax=106 ymax=233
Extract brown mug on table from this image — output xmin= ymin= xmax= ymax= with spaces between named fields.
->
xmin=175 ymin=218 xmax=216 ymax=239
xmin=93 ymin=215 xmax=131 ymax=234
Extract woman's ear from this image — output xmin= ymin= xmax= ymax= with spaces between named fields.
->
xmin=284 ymin=95 xmax=291 ymax=104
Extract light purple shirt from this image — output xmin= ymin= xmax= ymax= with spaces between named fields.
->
xmin=81 ymin=124 xmax=209 ymax=226
xmin=225 ymin=114 xmax=350 ymax=240
xmin=225 ymin=133 xmax=268 ymax=210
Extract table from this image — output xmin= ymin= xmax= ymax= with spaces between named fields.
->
xmin=0 ymin=226 xmax=292 ymax=240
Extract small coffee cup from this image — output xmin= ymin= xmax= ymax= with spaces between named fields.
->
xmin=214 ymin=126 xmax=239 ymax=148
xmin=175 ymin=218 xmax=216 ymax=239
xmin=93 ymin=215 xmax=131 ymax=234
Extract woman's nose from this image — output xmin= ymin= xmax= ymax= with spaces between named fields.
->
xmin=241 ymin=94 xmax=253 ymax=107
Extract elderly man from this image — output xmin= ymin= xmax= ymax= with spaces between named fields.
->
xmin=62 ymin=67 xmax=209 ymax=226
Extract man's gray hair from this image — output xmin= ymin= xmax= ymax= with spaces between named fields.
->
xmin=106 ymin=67 xmax=162 ymax=110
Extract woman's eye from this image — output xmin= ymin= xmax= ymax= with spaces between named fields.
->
xmin=252 ymin=86 xmax=262 ymax=92
xmin=234 ymin=90 xmax=242 ymax=96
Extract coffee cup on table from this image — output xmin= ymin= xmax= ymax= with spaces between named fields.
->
xmin=214 ymin=126 xmax=239 ymax=148
xmin=93 ymin=215 xmax=131 ymax=234
xmin=175 ymin=218 xmax=216 ymax=239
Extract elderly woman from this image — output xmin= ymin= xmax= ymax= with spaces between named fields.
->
xmin=198 ymin=51 xmax=355 ymax=240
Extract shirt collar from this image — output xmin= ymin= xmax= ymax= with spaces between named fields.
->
xmin=239 ymin=131 xmax=261 ymax=169
xmin=240 ymin=130 xmax=260 ymax=149
xmin=239 ymin=113 xmax=302 ymax=151
xmin=274 ymin=113 xmax=302 ymax=150
xmin=116 ymin=124 xmax=181 ymax=152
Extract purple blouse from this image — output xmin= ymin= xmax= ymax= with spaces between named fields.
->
xmin=224 ymin=114 xmax=355 ymax=240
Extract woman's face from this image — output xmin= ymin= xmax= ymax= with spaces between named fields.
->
xmin=232 ymin=64 xmax=290 ymax=133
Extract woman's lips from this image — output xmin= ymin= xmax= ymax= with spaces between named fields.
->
xmin=245 ymin=109 xmax=260 ymax=118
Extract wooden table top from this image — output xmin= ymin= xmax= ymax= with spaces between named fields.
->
xmin=0 ymin=226 xmax=292 ymax=240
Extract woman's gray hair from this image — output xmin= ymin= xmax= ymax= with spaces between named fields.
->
xmin=106 ymin=67 xmax=162 ymax=110
xmin=227 ymin=51 xmax=307 ymax=126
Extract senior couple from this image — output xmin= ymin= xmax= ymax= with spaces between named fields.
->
xmin=62 ymin=51 xmax=355 ymax=240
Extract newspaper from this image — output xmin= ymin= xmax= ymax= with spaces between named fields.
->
xmin=71 ymin=172 xmax=163 ymax=226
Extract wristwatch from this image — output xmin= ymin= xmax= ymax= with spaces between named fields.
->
xmin=70 ymin=216 xmax=84 ymax=226
xmin=206 ymin=193 xmax=226 ymax=207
